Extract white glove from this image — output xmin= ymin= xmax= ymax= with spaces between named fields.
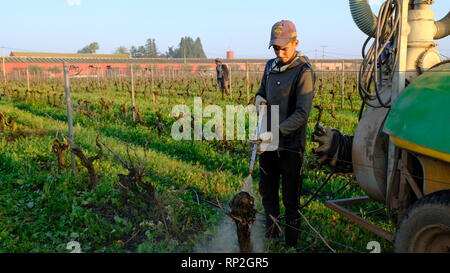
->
xmin=255 ymin=95 xmax=267 ymax=113
xmin=257 ymin=131 xmax=274 ymax=155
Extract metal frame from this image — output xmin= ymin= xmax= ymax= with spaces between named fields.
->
xmin=325 ymin=196 xmax=394 ymax=242
xmin=399 ymin=150 xmax=424 ymax=199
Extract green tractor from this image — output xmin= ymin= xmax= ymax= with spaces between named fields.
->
xmin=314 ymin=0 xmax=450 ymax=253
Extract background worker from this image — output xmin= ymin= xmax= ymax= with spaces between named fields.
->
xmin=215 ymin=58 xmax=230 ymax=98
xmin=255 ymin=20 xmax=316 ymax=249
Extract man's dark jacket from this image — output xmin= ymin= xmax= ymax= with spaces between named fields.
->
xmin=255 ymin=55 xmax=315 ymax=152
xmin=216 ymin=64 xmax=229 ymax=82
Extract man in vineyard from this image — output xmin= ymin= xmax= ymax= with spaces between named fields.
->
xmin=254 ymin=20 xmax=315 ymax=249
xmin=215 ymin=58 xmax=230 ymax=97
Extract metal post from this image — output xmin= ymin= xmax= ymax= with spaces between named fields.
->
xmin=26 ymin=66 xmax=30 ymax=91
xmin=151 ymin=65 xmax=155 ymax=102
xmin=2 ymin=56 xmax=6 ymax=84
xmin=229 ymin=64 xmax=232 ymax=98
xmin=325 ymin=197 xmax=394 ymax=242
xmin=63 ymin=62 xmax=77 ymax=175
xmin=356 ymin=61 xmax=359 ymax=92
xmin=341 ymin=60 xmax=345 ymax=109
xmin=130 ymin=65 xmax=136 ymax=121
xmin=388 ymin=0 xmax=410 ymax=191
xmin=162 ymin=66 xmax=166 ymax=93
xmin=96 ymin=66 xmax=100 ymax=85
xmin=321 ymin=45 xmax=327 ymax=81
xmin=37 ymin=69 xmax=40 ymax=86
xmin=245 ymin=62 xmax=249 ymax=104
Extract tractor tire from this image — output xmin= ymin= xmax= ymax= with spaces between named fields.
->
xmin=394 ymin=190 xmax=450 ymax=253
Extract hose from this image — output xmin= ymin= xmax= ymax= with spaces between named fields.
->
xmin=358 ymin=0 xmax=402 ymax=108
xmin=349 ymin=0 xmax=378 ymax=37
xmin=300 ymin=170 xmax=336 ymax=210
xmin=435 ymin=11 xmax=450 ymax=40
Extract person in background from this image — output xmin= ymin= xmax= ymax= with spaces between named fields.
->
xmin=215 ymin=58 xmax=230 ymax=98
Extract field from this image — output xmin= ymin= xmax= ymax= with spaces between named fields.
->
xmin=0 ymin=68 xmax=395 ymax=253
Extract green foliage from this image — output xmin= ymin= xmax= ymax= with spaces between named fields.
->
xmin=145 ymin=38 xmax=159 ymax=58
xmin=130 ymin=45 xmax=147 ymax=58
xmin=0 ymin=71 xmax=394 ymax=253
xmin=114 ymin=46 xmax=130 ymax=56
xmin=165 ymin=37 xmax=207 ymax=58
xmin=130 ymin=38 xmax=161 ymax=58
xmin=77 ymin=42 xmax=99 ymax=54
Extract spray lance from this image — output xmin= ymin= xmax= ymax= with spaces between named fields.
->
xmin=218 ymin=102 xmax=269 ymax=253
xmin=243 ymin=101 xmax=268 ymax=194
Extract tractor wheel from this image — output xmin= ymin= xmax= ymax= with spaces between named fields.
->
xmin=394 ymin=190 xmax=450 ymax=253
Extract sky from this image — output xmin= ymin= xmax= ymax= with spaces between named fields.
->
xmin=1 ymin=0 xmax=449 ymax=59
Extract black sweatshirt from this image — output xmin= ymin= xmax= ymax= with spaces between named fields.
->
xmin=255 ymin=55 xmax=315 ymax=152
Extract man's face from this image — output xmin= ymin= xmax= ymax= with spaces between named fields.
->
xmin=273 ymin=40 xmax=299 ymax=63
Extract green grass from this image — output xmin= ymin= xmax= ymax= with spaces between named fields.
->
xmin=0 ymin=74 xmax=395 ymax=253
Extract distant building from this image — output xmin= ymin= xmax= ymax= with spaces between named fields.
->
xmin=10 ymin=52 xmax=129 ymax=59
xmin=1 ymin=51 xmax=361 ymax=78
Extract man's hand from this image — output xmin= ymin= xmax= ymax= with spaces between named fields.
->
xmin=312 ymin=124 xmax=338 ymax=167
xmin=255 ymin=95 xmax=267 ymax=113
xmin=257 ymin=131 xmax=274 ymax=155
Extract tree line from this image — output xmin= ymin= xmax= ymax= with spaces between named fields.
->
xmin=77 ymin=37 xmax=207 ymax=58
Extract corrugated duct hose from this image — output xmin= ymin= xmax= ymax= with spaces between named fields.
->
xmin=349 ymin=0 xmax=377 ymax=38
xmin=435 ymin=11 xmax=450 ymax=40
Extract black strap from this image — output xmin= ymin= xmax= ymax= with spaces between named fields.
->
xmin=265 ymin=59 xmax=275 ymax=99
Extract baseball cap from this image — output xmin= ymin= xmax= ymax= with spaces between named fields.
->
xmin=269 ymin=20 xmax=297 ymax=48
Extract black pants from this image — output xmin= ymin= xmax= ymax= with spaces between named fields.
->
xmin=218 ymin=79 xmax=230 ymax=97
xmin=259 ymin=150 xmax=303 ymax=248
